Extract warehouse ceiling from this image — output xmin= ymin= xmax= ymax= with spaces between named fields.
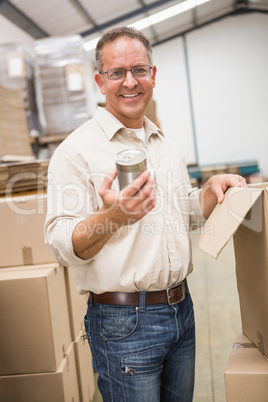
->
xmin=0 ymin=0 xmax=268 ymax=48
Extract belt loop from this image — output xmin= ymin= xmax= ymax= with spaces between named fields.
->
xmin=139 ymin=291 xmax=146 ymax=312
xmin=88 ymin=292 xmax=93 ymax=306
xmin=185 ymin=279 xmax=189 ymax=294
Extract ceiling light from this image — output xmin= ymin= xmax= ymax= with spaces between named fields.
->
xmin=83 ymin=0 xmax=212 ymax=51
xmin=130 ymin=0 xmax=211 ymax=30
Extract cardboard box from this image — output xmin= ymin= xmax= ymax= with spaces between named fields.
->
xmin=0 ymin=264 xmax=72 ymax=375
xmin=65 ymin=266 xmax=88 ymax=340
xmin=0 ymin=342 xmax=79 ymax=402
xmin=0 ymin=193 xmax=56 ymax=267
xmin=225 ymin=332 xmax=268 ymax=402
xmin=198 ymin=183 xmax=268 ymax=358
xmin=74 ymin=330 xmax=95 ymax=402
xmin=2 ymin=263 xmax=88 ymax=340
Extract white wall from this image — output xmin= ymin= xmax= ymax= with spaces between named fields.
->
xmin=153 ymin=37 xmax=197 ymax=164
xmin=153 ymin=13 xmax=268 ymax=176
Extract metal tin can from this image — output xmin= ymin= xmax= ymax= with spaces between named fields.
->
xmin=115 ymin=149 xmax=147 ymax=190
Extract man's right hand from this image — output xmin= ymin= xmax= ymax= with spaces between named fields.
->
xmin=99 ymin=168 xmax=156 ymax=226
xmin=72 ymin=169 xmax=156 ymax=260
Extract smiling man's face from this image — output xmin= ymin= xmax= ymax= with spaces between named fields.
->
xmin=95 ymin=37 xmax=157 ymax=128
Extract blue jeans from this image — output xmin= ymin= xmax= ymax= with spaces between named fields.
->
xmin=84 ymin=288 xmax=195 ymax=402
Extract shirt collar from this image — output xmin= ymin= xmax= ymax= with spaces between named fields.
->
xmin=94 ymin=106 xmax=164 ymax=141
xmin=143 ymin=116 xmax=164 ymax=141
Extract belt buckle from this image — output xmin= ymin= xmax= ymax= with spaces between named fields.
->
xmin=166 ymin=281 xmax=186 ymax=306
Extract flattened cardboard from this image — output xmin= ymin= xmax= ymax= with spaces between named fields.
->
xmin=74 ymin=330 xmax=95 ymax=402
xmin=0 ymin=342 xmax=79 ymax=402
xmin=198 ymin=186 xmax=263 ymax=258
xmin=234 ymin=189 xmax=268 ymax=358
xmin=0 ymin=194 xmax=56 ymax=267
xmin=0 ymin=264 xmax=72 ymax=375
xmin=198 ymin=183 xmax=268 ymax=358
xmin=225 ymin=332 xmax=268 ymax=402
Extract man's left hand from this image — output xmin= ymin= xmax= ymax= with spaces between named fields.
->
xmin=200 ymin=174 xmax=247 ymax=218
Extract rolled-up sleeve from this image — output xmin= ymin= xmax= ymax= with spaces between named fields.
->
xmin=44 ymin=145 xmax=96 ymax=267
xmin=188 ymin=187 xmax=206 ymax=229
xmin=178 ymin=155 xmax=206 ymax=229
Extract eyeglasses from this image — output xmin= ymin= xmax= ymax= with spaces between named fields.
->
xmin=101 ymin=65 xmax=152 ymax=80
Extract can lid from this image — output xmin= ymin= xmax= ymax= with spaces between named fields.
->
xmin=115 ymin=149 xmax=146 ymax=166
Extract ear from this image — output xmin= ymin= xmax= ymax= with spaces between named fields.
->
xmin=151 ymin=65 xmax=157 ymax=89
xmin=95 ymin=73 xmax=106 ymax=95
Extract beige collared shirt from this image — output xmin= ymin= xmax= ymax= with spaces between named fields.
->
xmin=45 ymin=107 xmax=205 ymax=294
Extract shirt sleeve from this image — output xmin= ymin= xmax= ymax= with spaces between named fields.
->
xmin=44 ymin=144 xmax=98 ymax=267
xmin=188 ymin=186 xmax=207 ymax=229
xmin=177 ymin=149 xmax=206 ymax=229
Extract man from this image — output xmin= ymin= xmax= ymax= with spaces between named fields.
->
xmin=45 ymin=26 xmax=246 ymax=401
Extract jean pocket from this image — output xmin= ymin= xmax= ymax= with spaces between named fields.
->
xmin=121 ymin=347 xmax=166 ymax=401
xmin=122 ymin=346 xmax=166 ymax=376
xmin=100 ymin=307 xmax=139 ymax=341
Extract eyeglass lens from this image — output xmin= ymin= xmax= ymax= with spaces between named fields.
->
xmin=107 ymin=65 xmax=151 ymax=80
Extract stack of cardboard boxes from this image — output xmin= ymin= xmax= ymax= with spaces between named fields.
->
xmin=0 ymin=193 xmax=95 ymax=401
xmin=198 ymin=183 xmax=268 ymax=401
xmin=0 ymin=43 xmax=41 ymax=159
xmin=0 ymin=84 xmax=33 ymax=158
xmin=0 ymin=159 xmax=49 ymax=195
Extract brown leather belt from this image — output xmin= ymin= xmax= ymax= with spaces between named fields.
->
xmin=91 ymin=280 xmax=187 ymax=306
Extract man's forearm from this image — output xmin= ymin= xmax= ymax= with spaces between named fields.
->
xmin=200 ymin=183 xmax=218 ymax=219
xmin=72 ymin=211 xmax=115 ymax=260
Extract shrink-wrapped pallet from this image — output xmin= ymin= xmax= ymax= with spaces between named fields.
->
xmin=34 ymin=35 xmax=92 ymax=135
xmin=0 ymin=43 xmax=40 ymax=158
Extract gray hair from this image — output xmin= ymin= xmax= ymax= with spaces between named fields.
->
xmin=95 ymin=26 xmax=153 ymax=73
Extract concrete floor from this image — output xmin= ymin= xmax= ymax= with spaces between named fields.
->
xmin=189 ymin=231 xmax=241 ymax=402
xmin=92 ymin=231 xmax=241 ymax=402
